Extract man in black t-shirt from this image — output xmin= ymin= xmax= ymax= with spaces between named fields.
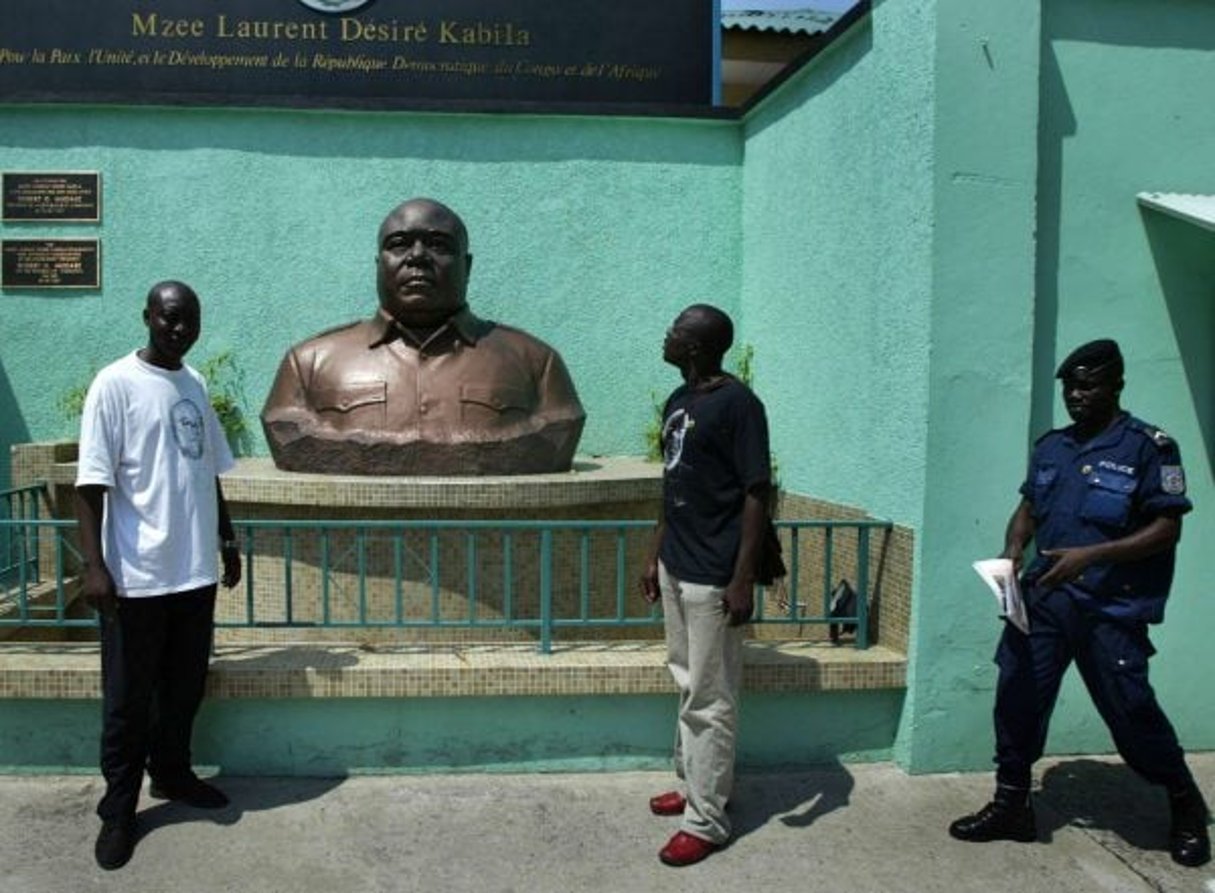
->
xmin=641 ymin=304 xmax=771 ymax=867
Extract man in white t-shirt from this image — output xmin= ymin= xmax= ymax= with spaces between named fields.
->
xmin=75 ymin=281 xmax=241 ymax=871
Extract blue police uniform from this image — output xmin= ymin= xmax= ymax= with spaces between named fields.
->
xmin=993 ymin=412 xmax=1194 ymax=792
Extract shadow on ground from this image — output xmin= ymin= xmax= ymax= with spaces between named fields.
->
xmin=1037 ymin=758 xmax=1171 ymax=854
xmin=135 ymin=775 xmax=347 ymax=841
xmin=730 ymin=762 xmax=855 ymax=840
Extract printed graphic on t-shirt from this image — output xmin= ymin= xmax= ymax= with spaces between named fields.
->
xmin=662 ymin=408 xmax=692 ymax=472
xmin=171 ymin=399 xmax=206 ymax=460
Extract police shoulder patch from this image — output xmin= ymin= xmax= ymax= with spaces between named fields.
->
xmin=1161 ymin=465 xmax=1186 ymax=495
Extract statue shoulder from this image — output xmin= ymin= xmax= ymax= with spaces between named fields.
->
xmin=484 ymin=320 xmax=559 ymax=354
xmin=287 ymin=319 xmax=371 ymax=353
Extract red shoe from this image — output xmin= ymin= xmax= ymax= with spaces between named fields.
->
xmin=659 ymin=831 xmax=719 ymax=867
xmin=649 ymin=790 xmax=687 ymax=816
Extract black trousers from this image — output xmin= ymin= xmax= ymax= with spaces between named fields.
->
xmin=992 ymin=585 xmax=1193 ymax=793
xmin=97 ymin=585 xmax=216 ymax=823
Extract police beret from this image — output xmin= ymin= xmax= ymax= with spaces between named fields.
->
xmin=1055 ymin=338 xmax=1123 ymax=379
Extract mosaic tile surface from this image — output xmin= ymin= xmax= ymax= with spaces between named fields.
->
xmin=0 ymin=640 xmax=906 ymax=700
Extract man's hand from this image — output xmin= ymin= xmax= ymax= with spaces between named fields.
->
xmin=221 ymin=545 xmax=242 ymax=589
xmin=75 ymin=486 xmax=116 ymax=617
xmin=81 ymin=564 xmax=118 ymax=619
xmin=999 ymin=542 xmax=1026 ymax=576
xmin=1036 ymin=545 xmax=1099 ymax=590
xmin=721 ymin=581 xmax=754 ymax=627
xmin=641 ymin=559 xmax=660 ymax=604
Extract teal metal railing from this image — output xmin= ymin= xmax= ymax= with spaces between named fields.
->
xmin=0 ymin=494 xmax=891 ymax=651
xmin=1 ymin=484 xmax=80 ymax=626
xmin=1 ymin=484 xmax=43 ymax=588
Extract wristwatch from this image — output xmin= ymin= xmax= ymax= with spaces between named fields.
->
xmin=221 ymin=539 xmax=240 ymax=552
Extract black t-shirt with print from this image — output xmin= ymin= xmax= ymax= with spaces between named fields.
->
xmin=658 ymin=376 xmax=770 ymax=586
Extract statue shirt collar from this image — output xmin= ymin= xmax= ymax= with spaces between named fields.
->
xmin=367 ymin=306 xmax=489 ymax=350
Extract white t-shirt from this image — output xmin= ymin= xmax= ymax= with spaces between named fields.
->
xmin=76 ymin=351 xmax=235 ymax=597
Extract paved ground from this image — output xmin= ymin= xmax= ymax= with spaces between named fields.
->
xmin=2 ymin=754 xmax=1212 ymax=893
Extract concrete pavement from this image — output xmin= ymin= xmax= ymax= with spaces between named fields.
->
xmin=2 ymin=754 xmax=1212 ymax=893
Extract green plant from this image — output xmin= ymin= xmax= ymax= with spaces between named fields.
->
xmin=729 ymin=343 xmax=781 ymax=494
xmin=59 ymin=350 xmax=251 ymax=456
xmin=56 ymin=372 xmax=94 ymax=423
xmin=733 ymin=342 xmax=755 ymax=387
xmin=196 ymin=350 xmax=252 ymax=456
xmin=645 ymin=389 xmax=665 ymax=462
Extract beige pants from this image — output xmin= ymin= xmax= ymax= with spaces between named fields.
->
xmin=660 ymin=561 xmax=744 ymax=844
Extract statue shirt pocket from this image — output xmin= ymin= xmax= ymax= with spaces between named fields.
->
xmin=459 ymin=383 xmax=534 ymax=423
xmin=312 ymin=381 xmax=388 ymax=427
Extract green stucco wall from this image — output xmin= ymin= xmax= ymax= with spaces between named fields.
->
xmin=0 ymin=691 xmax=903 ymax=775
xmin=735 ymin=0 xmax=1039 ymax=774
xmin=1024 ymin=0 xmax=1215 ymax=760
xmin=736 ymin=0 xmax=1215 ymax=774
xmin=3 ymin=0 xmax=1213 ymax=776
xmin=739 ymin=0 xmax=935 ymax=526
xmin=900 ymin=0 xmax=1042 ymax=773
xmin=0 ymin=109 xmax=740 ymax=483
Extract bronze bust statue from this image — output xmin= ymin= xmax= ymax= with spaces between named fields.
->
xmin=261 ymin=198 xmax=585 ymax=475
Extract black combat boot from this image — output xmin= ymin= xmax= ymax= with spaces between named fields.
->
xmin=1168 ymin=784 xmax=1211 ymax=867
xmin=949 ymin=784 xmax=1036 ymax=843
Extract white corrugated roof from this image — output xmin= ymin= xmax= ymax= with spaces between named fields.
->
xmin=1137 ymin=192 xmax=1215 ymax=232
xmin=722 ymin=9 xmax=838 ymax=35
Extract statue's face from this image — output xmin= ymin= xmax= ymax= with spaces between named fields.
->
xmin=376 ymin=200 xmax=472 ymax=327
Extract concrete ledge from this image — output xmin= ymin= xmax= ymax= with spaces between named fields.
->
xmin=0 ymin=640 xmax=906 ymax=700
xmin=47 ymin=455 xmax=663 ymax=511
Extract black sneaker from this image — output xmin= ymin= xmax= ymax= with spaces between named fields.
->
xmin=94 ymin=818 xmax=136 ymax=870
xmin=1168 ymin=786 xmax=1211 ymax=868
xmin=149 ymin=775 xmax=229 ymax=809
xmin=949 ymin=798 xmax=1036 ymax=843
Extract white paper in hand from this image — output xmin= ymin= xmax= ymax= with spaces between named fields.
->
xmin=972 ymin=558 xmax=1029 ymax=634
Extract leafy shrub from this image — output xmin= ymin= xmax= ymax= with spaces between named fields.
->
xmin=60 ymin=350 xmax=251 ymax=455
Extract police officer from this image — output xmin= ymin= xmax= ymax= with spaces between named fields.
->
xmin=949 ymin=339 xmax=1209 ymax=868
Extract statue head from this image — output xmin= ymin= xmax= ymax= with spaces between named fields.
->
xmin=262 ymin=197 xmax=585 ymax=476
xmin=375 ymin=198 xmax=474 ymax=329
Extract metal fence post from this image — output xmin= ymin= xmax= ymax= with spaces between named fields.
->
xmin=539 ymin=528 xmax=553 ymax=654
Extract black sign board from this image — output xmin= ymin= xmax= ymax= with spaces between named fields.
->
xmin=2 ymin=172 xmax=101 ymax=223
xmin=2 ymin=239 xmax=101 ymax=290
xmin=0 ymin=0 xmax=714 ymax=109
